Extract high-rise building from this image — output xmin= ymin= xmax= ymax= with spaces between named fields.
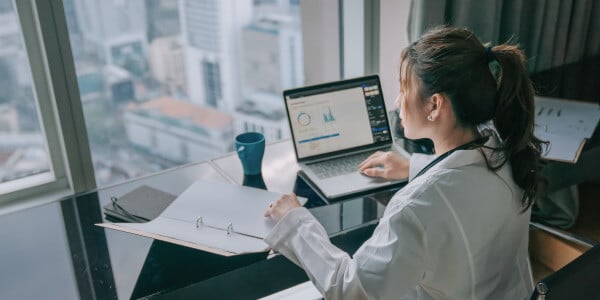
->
xmin=234 ymin=13 xmax=302 ymax=142
xmin=146 ymin=0 xmax=181 ymax=41
xmin=149 ymin=36 xmax=186 ymax=95
xmin=179 ymin=0 xmax=253 ymax=110
xmin=241 ymin=14 xmax=303 ymax=95
xmin=71 ymin=0 xmax=148 ymax=76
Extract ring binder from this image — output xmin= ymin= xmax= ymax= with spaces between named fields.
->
xmin=98 ymin=180 xmax=307 ymax=256
xmin=226 ymin=222 xmax=233 ymax=236
xmin=195 ymin=216 xmax=236 ymax=237
xmin=110 ymin=196 xmax=147 ymax=223
xmin=103 ymin=186 xmax=177 ymax=223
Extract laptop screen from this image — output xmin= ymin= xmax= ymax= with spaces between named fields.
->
xmin=284 ymin=75 xmax=392 ymax=161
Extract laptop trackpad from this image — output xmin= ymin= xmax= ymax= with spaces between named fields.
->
xmin=361 ymin=171 xmax=390 ymax=183
xmin=320 ymin=171 xmax=396 ymax=197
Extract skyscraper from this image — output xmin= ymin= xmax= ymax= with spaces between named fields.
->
xmin=71 ymin=0 xmax=148 ymax=76
xmin=241 ymin=14 xmax=303 ymax=95
xmin=233 ymin=13 xmax=303 ymax=142
xmin=179 ymin=0 xmax=253 ymax=110
xmin=149 ymin=36 xmax=186 ymax=95
xmin=146 ymin=0 xmax=180 ymax=41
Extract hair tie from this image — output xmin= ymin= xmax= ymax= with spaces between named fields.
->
xmin=485 ymin=46 xmax=496 ymax=62
xmin=485 ymin=46 xmax=501 ymax=89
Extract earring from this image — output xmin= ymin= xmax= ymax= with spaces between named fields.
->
xmin=427 ymin=115 xmax=433 ymax=121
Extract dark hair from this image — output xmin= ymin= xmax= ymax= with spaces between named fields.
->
xmin=400 ymin=26 xmax=545 ymax=210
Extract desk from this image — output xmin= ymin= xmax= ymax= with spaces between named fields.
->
xmin=0 ymin=139 xmax=397 ymax=299
xmin=527 ymin=55 xmax=600 ymax=282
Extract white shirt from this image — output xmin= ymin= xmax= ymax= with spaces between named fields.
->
xmin=264 ymin=135 xmax=534 ymax=299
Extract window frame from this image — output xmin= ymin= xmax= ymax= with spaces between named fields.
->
xmin=0 ymin=0 xmax=95 ymax=210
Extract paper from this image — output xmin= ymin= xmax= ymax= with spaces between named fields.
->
xmin=534 ymin=97 xmax=600 ymax=163
xmin=98 ymin=180 xmax=307 ymax=256
xmin=535 ymin=97 xmax=599 ymax=139
xmin=535 ymin=131 xmax=586 ymax=163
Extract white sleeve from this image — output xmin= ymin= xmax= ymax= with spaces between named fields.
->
xmin=264 ymin=205 xmax=426 ymax=299
xmin=409 ymin=153 xmax=436 ymax=181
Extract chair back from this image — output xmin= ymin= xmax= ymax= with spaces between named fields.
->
xmin=530 ymin=243 xmax=600 ymax=299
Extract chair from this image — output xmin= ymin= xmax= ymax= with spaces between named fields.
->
xmin=530 ymin=243 xmax=600 ymax=299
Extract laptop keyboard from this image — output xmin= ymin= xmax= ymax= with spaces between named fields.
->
xmin=307 ymin=151 xmax=373 ymax=179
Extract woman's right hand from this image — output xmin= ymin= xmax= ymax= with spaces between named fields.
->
xmin=264 ymin=193 xmax=301 ymax=221
xmin=359 ymin=151 xmax=409 ymax=180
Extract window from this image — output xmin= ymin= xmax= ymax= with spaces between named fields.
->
xmin=1 ymin=0 xmax=363 ymax=205
xmin=202 ymin=60 xmax=222 ymax=108
xmin=63 ymin=0 xmax=304 ymax=186
xmin=0 ymin=1 xmax=52 ymax=193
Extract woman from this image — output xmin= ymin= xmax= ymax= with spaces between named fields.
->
xmin=264 ymin=26 xmax=544 ymax=299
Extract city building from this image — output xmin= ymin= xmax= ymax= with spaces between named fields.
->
xmin=70 ymin=0 xmax=148 ymax=76
xmin=149 ymin=36 xmax=186 ymax=95
xmin=123 ymin=97 xmax=234 ymax=164
xmin=253 ymin=0 xmax=300 ymax=18
xmin=234 ymin=13 xmax=302 ymax=141
xmin=0 ymin=104 xmax=48 ymax=183
xmin=0 ymin=104 xmax=18 ymax=133
xmin=146 ymin=0 xmax=181 ymax=40
xmin=0 ymin=2 xmax=29 ymax=102
xmin=233 ymin=92 xmax=289 ymax=142
xmin=76 ymin=64 xmax=135 ymax=103
xmin=178 ymin=0 xmax=253 ymax=110
xmin=241 ymin=13 xmax=303 ymax=95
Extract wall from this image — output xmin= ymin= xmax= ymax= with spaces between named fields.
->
xmin=379 ymin=0 xmax=411 ymax=110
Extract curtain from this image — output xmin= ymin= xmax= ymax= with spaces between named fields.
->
xmin=407 ymin=0 xmax=600 ymax=72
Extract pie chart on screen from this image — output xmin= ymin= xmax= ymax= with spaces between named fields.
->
xmin=297 ymin=112 xmax=311 ymax=126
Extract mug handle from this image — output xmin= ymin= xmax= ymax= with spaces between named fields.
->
xmin=237 ymin=146 xmax=246 ymax=157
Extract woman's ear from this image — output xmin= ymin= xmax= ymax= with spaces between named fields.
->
xmin=427 ymin=93 xmax=448 ymax=120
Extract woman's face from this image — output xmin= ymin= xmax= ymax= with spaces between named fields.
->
xmin=396 ymin=67 xmax=429 ymax=140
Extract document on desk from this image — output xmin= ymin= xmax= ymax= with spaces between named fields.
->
xmin=534 ymin=97 xmax=600 ymax=163
xmin=98 ymin=180 xmax=307 ymax=256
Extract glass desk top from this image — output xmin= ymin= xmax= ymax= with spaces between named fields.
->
xmin=0 ymin=139 xmax=396 ymax=300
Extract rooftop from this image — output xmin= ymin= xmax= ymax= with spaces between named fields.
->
xmin=127 ymin=97 xmax=233 ymax=129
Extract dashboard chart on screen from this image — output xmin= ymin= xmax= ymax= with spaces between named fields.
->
xmin=287 ymin=86 xmax=374 ymax=157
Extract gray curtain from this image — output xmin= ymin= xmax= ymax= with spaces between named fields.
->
xmin=407 ymin=0 xmax=600 ymax=72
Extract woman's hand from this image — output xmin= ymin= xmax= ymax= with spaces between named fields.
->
xmin=358 ymin=151 xmax=409 ymax=180
xmin=264 ymin=193 xmax=302 ymax=221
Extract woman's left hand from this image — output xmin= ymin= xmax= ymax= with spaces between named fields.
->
xmin=264 ymin=193 xmax=302 ymax=221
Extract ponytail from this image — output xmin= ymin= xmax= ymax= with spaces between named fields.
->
xmin=402 ymin=26 xmax=546 ymax=211
xmin=491 ymin=45 xmax=546 ymax=210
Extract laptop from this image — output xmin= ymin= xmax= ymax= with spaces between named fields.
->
xmin=283 ymin=75 xmax=407 ymax=199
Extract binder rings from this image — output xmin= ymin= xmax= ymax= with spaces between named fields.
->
xmin=98 ymin=180 xmax=307 ymax=256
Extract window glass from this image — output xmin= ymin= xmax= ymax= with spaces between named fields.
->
xmin=64 ymin=0 xmax=304 ymax=186
xmin=0 ymin=0 xmax=53 ymax=187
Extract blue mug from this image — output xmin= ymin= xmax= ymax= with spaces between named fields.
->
xmin=235 ymin=132 xmax=265 ymax=175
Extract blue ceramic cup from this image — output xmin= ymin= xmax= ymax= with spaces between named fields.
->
xmin=235 ymin=132 xmax=265 ymax=175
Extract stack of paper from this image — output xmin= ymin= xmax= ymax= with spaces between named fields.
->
xmin=98 ymin=180 xmax=306 ymax=256
xmin=534 ymin=97 xmax=600 ymax=163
